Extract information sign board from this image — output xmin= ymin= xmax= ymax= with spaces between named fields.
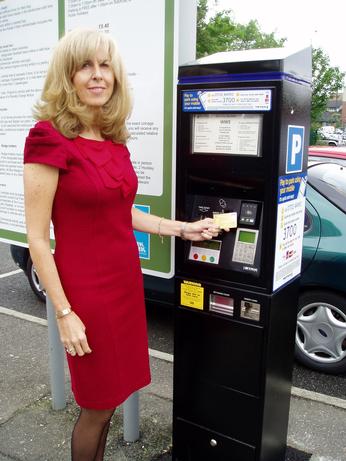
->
xmin=0 ymin=0 xmax=181 ymax=277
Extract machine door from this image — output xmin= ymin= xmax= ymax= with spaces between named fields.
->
xmin=174 ymin=418 xmax=256 ymax=461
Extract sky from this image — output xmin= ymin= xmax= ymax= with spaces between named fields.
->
xmin=207 ymin=0 xmax=346 ymax=76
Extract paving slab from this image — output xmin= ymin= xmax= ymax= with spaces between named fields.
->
xmin=0 ymin=313 xmax=50 ymax=423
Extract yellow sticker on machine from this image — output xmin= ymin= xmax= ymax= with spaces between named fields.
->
xmin=180 ymin=280 xmax=204 ymax=310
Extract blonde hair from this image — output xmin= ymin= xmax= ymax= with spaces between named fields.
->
xmin=34 ymin=28 xmax=132 ymax=143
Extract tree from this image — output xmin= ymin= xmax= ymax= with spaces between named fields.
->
xmin=197 ymin=2 xmax=285 ymax=58
xmin=197 ymin=0 xmax=212 ymax=58
xmin=196 ymin=1 xmax=345 ymax=132
xmin=311 ymin=48 xmax=344 ymax=128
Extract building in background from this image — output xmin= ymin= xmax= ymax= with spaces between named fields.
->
xmin=342 ymin=88 xmax=346 ymax=128
xmin=320 ymin=88 xmax=346 ymax=130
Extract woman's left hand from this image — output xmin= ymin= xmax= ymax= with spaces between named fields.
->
xmin=182 ymin=218 xmax=221 ymax=241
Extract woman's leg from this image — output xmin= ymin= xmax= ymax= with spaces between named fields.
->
xmin=71 ymin=407 xmax=115 ymax=461
xmin=94 ymin=420 xmax=111 ymax=461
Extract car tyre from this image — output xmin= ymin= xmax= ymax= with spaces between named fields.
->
xmin=295 ymin=290 xmax=346 ymax=374
xmin=26 ymin=257 xmax=46 ymax=303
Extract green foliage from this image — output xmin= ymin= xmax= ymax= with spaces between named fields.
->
xmin=197 ymin=0 xmax=212 ymax=58
xmin=196 ymin=1 xmax=345 ymax=130
xmin=197 ymin=0 xmax=208 ymax=28
xmin=311 ymin=47 xmax=345 ymax=127
xmin=197 ymin=3 xmax=285 ymax=58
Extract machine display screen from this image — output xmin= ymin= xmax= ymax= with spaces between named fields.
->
xmin=192 ymin=113 xmax=262 ymax=156
xmin=238 ymin=230 xmax=256 ymax=244
xmin=193 ymin=240 xmax=222 ymax=251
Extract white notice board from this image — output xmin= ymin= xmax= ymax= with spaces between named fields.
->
xmin=192 ymin=113 xmax=262 ymax=156
xmin=0 ymin=0 xmax=59 ymax=244
xmin=66 ymin=0 xmax=166 ymax=197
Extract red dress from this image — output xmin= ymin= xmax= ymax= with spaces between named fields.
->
xmin=24 ymin=121 xmax=151 ymax=409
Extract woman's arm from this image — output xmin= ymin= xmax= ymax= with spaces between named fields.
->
xmin=131 ymin=207 xmax=220 ymax=241
xmin=24 ymin=163 xmax=91 ymax=356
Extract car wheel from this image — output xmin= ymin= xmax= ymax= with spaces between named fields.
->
xmin=26 ymin=257 xmax=46 ymax=303
xmin=327 ymin=141 xmax=337 ymax=146
xmin=295 ymin=291 xmax=346 ymax=374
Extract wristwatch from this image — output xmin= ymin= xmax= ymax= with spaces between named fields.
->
xmin=55 ymin=307 xmax=72 ymax=319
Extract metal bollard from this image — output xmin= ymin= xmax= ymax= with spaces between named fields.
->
xmin=46 ymin=296 xmax=66 ymax=410
xmin=123 ymin=392 xmax=140 ymax=442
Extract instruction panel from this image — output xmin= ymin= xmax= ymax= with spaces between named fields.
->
xmin=192 ymin=113 xmax=262 ymax=156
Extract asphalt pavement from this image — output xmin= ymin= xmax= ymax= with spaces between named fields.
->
xmin=0 ymin=307 xmax=346 ymax=461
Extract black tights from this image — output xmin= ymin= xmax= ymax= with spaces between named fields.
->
xmin=71 ymin=407 xmax=115 ymax=461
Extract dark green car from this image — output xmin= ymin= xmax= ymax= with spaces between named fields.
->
xmin=297 ymin=161 xmax=346 ymax=374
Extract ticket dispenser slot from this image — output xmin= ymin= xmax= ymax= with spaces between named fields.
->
xmin=174 ymin=47 xmax=311 ymax=461
xmin=209 ymin=293 xmax=234 ymax=316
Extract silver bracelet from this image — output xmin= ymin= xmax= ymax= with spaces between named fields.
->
xmin=180 ymin=222 xmax=188 ymax=240
xmin=158 ymin=217 xmax=164 ymax=244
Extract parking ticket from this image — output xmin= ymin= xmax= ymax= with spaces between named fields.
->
xmin=213 ymin=212 xmax=237 ymax=229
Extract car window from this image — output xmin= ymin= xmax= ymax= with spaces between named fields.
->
xmin=308 ymin=163 xmax=346 ymax=213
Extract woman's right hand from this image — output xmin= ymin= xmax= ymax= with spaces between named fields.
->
xmin=57 ymin=312 xmax=92 ymax=357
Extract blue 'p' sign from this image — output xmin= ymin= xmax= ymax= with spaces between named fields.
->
xmin=286 ymin=125 xmax=304 ymax=173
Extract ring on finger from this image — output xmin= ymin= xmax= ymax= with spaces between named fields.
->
xmin=66 ymin=347 xmax=76 ymax=355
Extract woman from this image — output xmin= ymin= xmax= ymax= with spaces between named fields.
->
xmin=23 ymin=28 xmax=219 ymax=461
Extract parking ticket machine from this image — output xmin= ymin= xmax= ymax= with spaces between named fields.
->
xmin=173 ymin=48 xmax=312 ymax=461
